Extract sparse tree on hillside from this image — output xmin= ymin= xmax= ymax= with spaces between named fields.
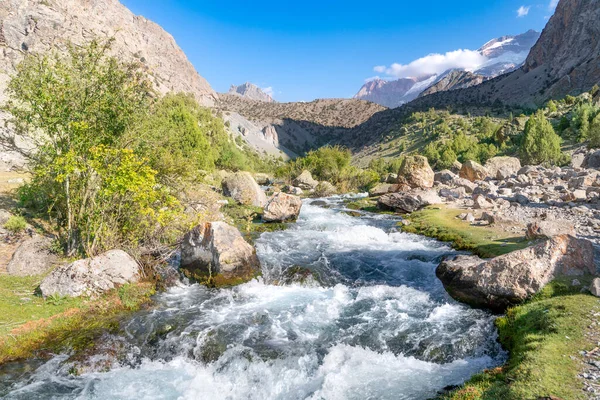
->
xmin=520 ymin=111 xmax=562 ymax=165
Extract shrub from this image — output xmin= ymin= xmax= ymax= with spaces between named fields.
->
xmin=4 ymin=216 xmax=27 ymax=234
xmin=520 ymin=111 xmax=563 ymax=165
xmin=589 ymin=114 xmax=600 ymax=149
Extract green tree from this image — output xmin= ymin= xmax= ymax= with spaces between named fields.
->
xmin=520 ymin=111 xmax=562 ymax=165
xmin=547 ymin=100 xmax=558 ymax=113
xmin=589 ymin=114 xmax=600 ymax=149
xmin=3 ymin=40 xmax=178 ymax=256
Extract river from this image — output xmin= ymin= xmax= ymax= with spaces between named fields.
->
xmin=1 ymin=195 xmax=505 ymax=400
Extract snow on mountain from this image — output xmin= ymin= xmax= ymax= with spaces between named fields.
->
xmin=354 ymin=30 xmax=540 ymax=108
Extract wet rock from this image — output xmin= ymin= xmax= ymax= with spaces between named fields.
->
xmin=222 ymin=172 xmax=267 ymax=207
xmin=459 ymin=160 xmax=489 ymax=182
xmin=263 ymin=192 xmax=302 ymax=222
xmin=40 ymin=250 xmax=140 ymax=298
xmin=397 ymin=155 xmax=434 ymax=189
xmin=436 ymin=235 xmax=596 ymax=312
xmin=7 ymin=235 xmax=58 ymax=276
xmin=293 ymin=170 xmax=318 ymax=191
xmin=526 ymin=220 xmax=576 ymax=240
xmin=180 ymin=222 xmax=259 ymax=285
xmin=485 ymin=157 xmax=521 ymax=180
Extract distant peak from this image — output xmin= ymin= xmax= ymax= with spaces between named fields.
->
xmin=228 ymin=82 xmax=275 ymax=103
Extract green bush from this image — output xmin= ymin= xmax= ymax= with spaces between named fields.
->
xmin=520 ymin=111 xmax=563 ymax=165
xmin=589 ymin=113 xmax=600 ymax=149
xmin=3 ymin=216 xmax=27 ymax=234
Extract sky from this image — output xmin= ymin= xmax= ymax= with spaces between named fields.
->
xmin=121 ymin=0 xmax=559 ymax=102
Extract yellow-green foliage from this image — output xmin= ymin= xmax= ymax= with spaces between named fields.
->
xmin=277 ymin=145 xmax=379 ymax=192
xmin=401 ymin=206 xmax=530 ymax=257
xmin=443 ymin=278 xmax=597 ymax=400
xmin=3 ymin=215 xmax=27 ymax=234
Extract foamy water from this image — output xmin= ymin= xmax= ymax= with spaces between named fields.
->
xmin=1 ymin=196 xmax=504 ymax=399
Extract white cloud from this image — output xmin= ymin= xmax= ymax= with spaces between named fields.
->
xmin=548 ymin=0 xmax=559 ymax=10
xmin=374 ymin=49 xmax=488 ymax=79
xmin=517 ymin=5 xmax=530 ymax=17
xmin=261 ymin=86 xmax=274 ymax=98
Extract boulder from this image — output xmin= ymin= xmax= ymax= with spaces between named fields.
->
xmin=452 ymin=177 xmax=477 ymax=193
xmin=434 ymin=170 xmax=457 ymax=184
xmin=283 ymin=185 xmax=303 ymax=196
xmin=485 ymin=157 xmax=521 ymax=180
xmin=439 ymin=187 xmax=466 ymax=199
xmin=450 ymin=160 xmax=463 ymax=174
xmin=590 ymin=278 xmax=600 ymax=297
xmin=180 ymin=222 xmax=259 ymax=285
xmin=293 ymin=170 xmax=319 ymax=190
xmin=526 ymin=220 xmax=576 ymax=240
xmin=459 ymin=160 xmax=489 ymax=182
xmin=263 ymin=192 xmax=302 ymax=222
xmin=40 ymin=250 xmax=139 ymax=298
xmin=397 ymin=155 xmax=434 ymax=189
xmin=253 ymin=173 xmax=272 ymax=185
xmin=7 ymin=236 xmax=58 ymax=277
xmin=385 ymin=173 xmax=399 ymax=184
xmin=369 ymin=183 xmax=400 ymax=197
xmin=222 ymin=172 xmax=267 ymax=207
xmin=473 ymin=194 xmax=495 ymax=209
xmin=377 ymin=189 xmax=441 ymax=213
xmin=314 ymin=181 xmax=337 ymax=197
xmin=583 ymin=150 xmax=600 ymax=169
xmin=436 ymin=235 xmax=596 ymax=312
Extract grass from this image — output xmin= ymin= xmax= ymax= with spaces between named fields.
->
xmin=401 ymin=206 xmax=531 ymax=257
xmin=221 ymin=200 xmax=287 ymax=243
xmin=0 ymin=274 xmax=155 ymax=364
xmin=345 ymin=197 xmax=382 ymax=213
xmin=442 ymin=277 xmax=598 ymax=400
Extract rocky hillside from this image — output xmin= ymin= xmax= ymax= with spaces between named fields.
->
xmin=228 ymin=82 xmax=275 ymax=102
xmin=409 ymin=0 xmax=600 ymax=109
xmin=218 ymin=95 xmax=386 ymax=155
xmin=0 ymin=0 xmax=216 ymax=106
xmin=354 ymin=30 xmax=540 ymax=108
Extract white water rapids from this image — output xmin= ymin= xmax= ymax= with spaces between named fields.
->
xmin=1 ymin=195 xmax=505 ymax=399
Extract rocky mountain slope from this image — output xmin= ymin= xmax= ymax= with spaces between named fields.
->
xmin=0 ymin=0 xmax=216 ymax=107
xmin=217 ymin=95 xmax=385 ymax=156
xmin=354 ymin=30 xmax=540 ymax=108
xmin=409 ymin=0 xmax=600 ymax=110
xmin=228 ymin=82 xmax=275 ymax=102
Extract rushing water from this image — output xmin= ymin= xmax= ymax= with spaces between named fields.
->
xmin=1 ymin=195 xmax=505 ymax=400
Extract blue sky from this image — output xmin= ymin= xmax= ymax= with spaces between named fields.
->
xmin=121 ymin=0 xmax=557 ymax=102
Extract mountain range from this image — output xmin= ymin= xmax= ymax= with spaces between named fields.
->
xmin=354 ymin=30 xmax=541 ymax=108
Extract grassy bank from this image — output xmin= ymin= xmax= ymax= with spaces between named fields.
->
xmin=0 ymin=274 xmax=155 ymax=364
xmin=443 ymin=278 xmax=598 ymax=400
xmin=401 ymin=206 xmax=531 ymax=257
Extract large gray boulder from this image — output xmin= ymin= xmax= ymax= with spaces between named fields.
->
xmin=7 ymin=236 xmax=58 ymax=276
xmin=526 ymin=220 xmax=576 ymax=240
xmin=40 ymin=250 xmax=140 ymax=298
xmin=222 ymin=172 xmax=267 ymax=207
xmin=180 ymin=222 xmax=260 ymax=285
xmin=485 ymin=157 xmax=521 ymax=180
xmin=263 ymin=192 xmax=302 ymax=222
xmin=459 ymin=160 xmax=489 ymax=182
xmin=397 ymin=156 xmax=434 ymax=189
xmin=293 ymin=170 xmax=319 ymax=190
xmin=583 ymin=150 xmax=600 ymax=169
xmin=377 ymin=189 xmax=441 ymax=213
xmin=436 ymin=235 xmax=596 ymax=312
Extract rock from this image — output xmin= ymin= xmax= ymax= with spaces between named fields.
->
xmin=180 ymin=222 xmax=260 ymax=285
xmin=515 ymin=193 xmax=530 ymax=205
xmin=369 ymin=183 xmax=398 ymax=197
xmin=485 ymin=157 xmax=521 ymax=180
xmin=377 ymin=189 xmax=440 ymax=213
xmin=526 ymin=220 xmax=576 ymax=240
xmin=293 ymin=170 xmax=319 ymax=191
xmin=481 ymin=212 xmax=496 ymax=224
xmin=253 ymin=173 xmax=272 ymax=185
xmin=40 ymin=250 xmax=139 ymax=298
xmin=571 ymin=152 xmax=586 ymax=169
xmin=434 ymin=170 xmax=457 ymax=184
xmin=573 ymin=189 xmax=588 ymax=201
xmin=314 ymin=181 xmax=337 ymax=197
xmin=439 ymin=187 xmax=466 ymax=199
xmin=222 ymin=172 xmax=267 ymax=207
xmin=283 ymin=185 xmax=303 ymax=196
xmin=459 ymin=160 xmax=489 ymax=182
xmin=473 ymin=194 xmax=495 ymax=209
xmin=583 ymin=150 xmax=600 ymax=169
xmin=7 ymin=236 xmax=57 ymax=276
xmin=452 ymin=177 xmax=477 ymax=193
xmin=465 ymin=213 xmax=476 ymax=223
xmin=451 ymin=161 xmax=463 ymax=174
xmin=591 ymin=278 xmax=600 ymax=297
xmin=436 ymin=235 xmax=596 ymax=311
xmin=263 ymin=192 xmax=302 ymax=222
xmin=385 ymin=173 xmax=399 ymax=184
xmin=397 ymin=155 xmax=434 ymax=189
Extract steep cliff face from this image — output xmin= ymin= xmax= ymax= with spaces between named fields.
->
xmin=0 ymin=0 xmax=216 ymax=106
xmin=228 ymin=83 xmax=275 ymax=103
xmin=419 ymin=70 xmax=486 ymax=98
